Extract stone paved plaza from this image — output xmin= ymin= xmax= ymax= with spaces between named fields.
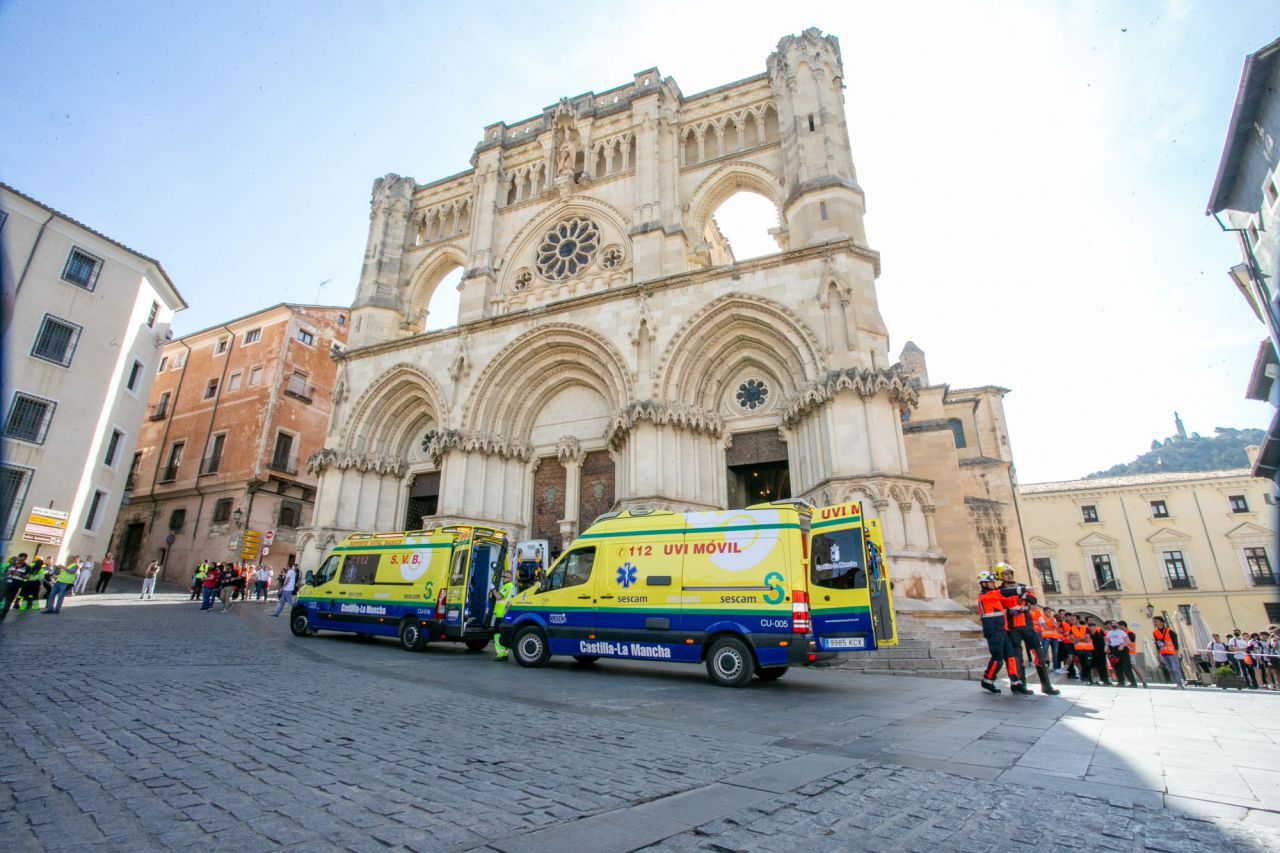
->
xmin=1 ymin=577 xmax=1278 ymax=852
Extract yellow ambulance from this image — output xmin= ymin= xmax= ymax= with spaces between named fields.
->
xmin=290 ymin=525 xmax=507 ymax=652
xmin=497 ymin=499 xmax=896 ymax=687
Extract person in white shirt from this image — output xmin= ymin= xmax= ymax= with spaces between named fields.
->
xmin=271 ymin=566 xmax=297 ymax=618
xmin=1207 ymin=633 xmax=1231 ymax=667
xmin=1105 ymin=621 xmax=1138 ymax=687
xmin=73 ymin=556 xmax=95 ymax=595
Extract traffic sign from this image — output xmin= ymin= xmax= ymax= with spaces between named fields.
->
xmin=240 ymin=529 xmax=263 ymax=560
xmin=23 ymin=507 xmax=69 ymax=545
xmin=261 ymin=546 xmax=270 ymax=557
xmin=264 ymin=529 xmax=275 ymax=546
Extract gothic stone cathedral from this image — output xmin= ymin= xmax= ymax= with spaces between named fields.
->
xmin=300 ymin=29 xmax=973 ymax=603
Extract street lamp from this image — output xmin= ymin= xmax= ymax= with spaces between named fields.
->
xmin=232 ymin=508 xmax=243 ymax=528
xmin=1144 ymin=601 xmax=1155 ymax=619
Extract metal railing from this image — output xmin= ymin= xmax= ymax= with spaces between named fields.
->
xmin=158 ymin=464 xmax=179 ymax=483
xmin=1164 ymin=575 xmax=1197 ymax=590
xmin=269 ymin=455 xmax=298 ymax=475
xmin=284 ymin=380 xmax=314 ymax=403
xmin=199 ymin=455 xmax=222 ymax=476
xmin=149 ymin=403 xmax=168 ymax=421
xmin=1091 ymin=576 xmax=1122 ymax=593
xmin=1249 ymin=572 xmax=1277 ymax=587
xmin=1040 ymin=579 xmax=1060 ymax=594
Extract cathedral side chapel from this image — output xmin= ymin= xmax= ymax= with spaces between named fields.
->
xmin=300 ymin=29 xmax=956 ymax=604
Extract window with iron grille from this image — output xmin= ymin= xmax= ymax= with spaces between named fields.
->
xmin=84 ymin=490 xmax=106 ymax=531
xmin=1150 ymin=499 xmax=1168 ymax=518
xmin=1032 ymin=557 xmax=1058 ymax=593
xmin=1163 ymin=550 xmax=1191 ymax=588
xmin=1081 ymin=504 xmax=1099 ymax=523
xmin=31 ymin=314 xmax=83 ymax=366
xmin=168 ymin=508 xmax=186 ymax=531
xmin=1091 ymin=554 xmax=1118 ymax=590
xmin=0 ymin=464 xmax=33 ymax=540
xmin=103 ymin=429 xmax=123 ymax=467
xmin=211 ymin=498 xmax=233 ymax=524
xmin=1229 ymin=495 xmax=1249 ymax=513
xmin=147 ymin=301 xmax=159 ymax=328
xmin=1245 ymin=547 xmax=1275 ymax=584
xmin=126 ymin=359 xmax=143 ymax=391
xmin=278 ymin=500 xmax=301 ymax=528
xmin=61 ymin=247 xmax=103 ymax=290
xmin=4 ymin=393 xmax=56 ymax=444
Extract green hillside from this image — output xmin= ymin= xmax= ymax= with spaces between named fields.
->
xmin=1086 ymin=427 xmax=1264 ymax=479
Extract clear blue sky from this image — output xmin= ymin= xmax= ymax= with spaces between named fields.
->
xmin=3 ymin=1 xmax=1278 ymax=481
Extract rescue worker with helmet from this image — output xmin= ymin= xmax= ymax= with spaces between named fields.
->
xmin=976 ymin=569 xmax=1029 ymax=695
xmin=18 ymin=559 xmax=47 ymax=611
xmin=491 ymin=569 xmax=517 ymax=661
xmin=996 ymin=564 xmax=1060 ymax=695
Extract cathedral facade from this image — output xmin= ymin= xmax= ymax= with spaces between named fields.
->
xmin=300 ymin=29 xmax=950 ymax=600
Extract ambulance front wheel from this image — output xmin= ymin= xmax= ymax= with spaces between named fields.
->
xmin=706 ymin=636 xmax=754 ymax=688
xmin=513 ymin=626 xmax=550 ymax=668
xmin=289 ymin=608 xmax=312 ymax=638
xmin=398 ymin=618 xmax=426 ymax=652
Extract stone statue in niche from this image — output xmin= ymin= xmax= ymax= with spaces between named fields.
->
xmin=557 ymin=142 xmax=576 ymax=177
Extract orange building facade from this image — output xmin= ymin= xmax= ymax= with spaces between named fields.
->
xmin=112 ymin=303 xmax=347 ymax=579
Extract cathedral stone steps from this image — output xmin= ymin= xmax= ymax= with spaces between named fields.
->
xmin=832 ymin=598 xmax=992 ymax=681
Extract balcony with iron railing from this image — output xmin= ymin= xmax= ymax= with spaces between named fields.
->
xmin=125 ymin=473 xmax=137 ymax=491
xmin=1250 ymin=572 xmax=1277 ymax=587
xmin=1164 ymin=574 xmax=1197 ymax=590
xmin=1091 ymin=575 xmax=1122 ymax=593
xmin=283 ymin=377 xmax=314 ymax=403
xmin=148 ymin=403 xmax=168 ymax=421
xmin=1040 ymin=579 xmax=1061 ymax=594
xmin=269 ymin=454 xmax=299 ymax=476
xmin=158 ymin=464 xmax=180 ymax=483
xmin=199 ymin=455 xmax=222 ymax=476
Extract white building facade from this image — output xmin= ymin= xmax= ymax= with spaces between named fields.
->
xmin=1 ymin=184 xmax=187 ymax=563
xmin=301 ymin=30 xmax=951 ymax=602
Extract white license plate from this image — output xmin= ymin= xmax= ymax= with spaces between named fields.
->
xmin=822 ymin=637 xmax=866 ymax=650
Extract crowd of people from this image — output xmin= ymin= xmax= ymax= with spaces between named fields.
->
xmin=1 ymin=552 xmax=116 ymax=619
xmin=189 ymin=560 xmax=299 ymax=613
xmin=977 ymin=562 xmax=1280 ymax=693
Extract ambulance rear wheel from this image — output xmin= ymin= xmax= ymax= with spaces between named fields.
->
xmin=465 ymin=638 xmax=490 ymax=652
xmin=289 ymin=608 xmax=311 ymax=638
xmin=706 ymin=637 xmax=754 ymax=688
xmin=398 ymin=619 xmax=426 ymax=652
xmin=572 ymin=655 xmax=599 ymax=664
xmin=513 ymin=627 xmax=550 ymax=668
xmin=755 ymin=666 xmax=788 ymax=681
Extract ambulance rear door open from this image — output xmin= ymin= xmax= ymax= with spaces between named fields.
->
xmin=808 ymin=502 xmax=898 ymax=651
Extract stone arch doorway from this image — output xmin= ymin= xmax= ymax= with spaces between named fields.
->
xmin=726 ymin=430 xmax=790 ymax=509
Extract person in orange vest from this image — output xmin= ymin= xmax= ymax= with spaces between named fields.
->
xmin=976 ymin=570 xmax=1029 ymax=695
xmin=997 ymin=565 xmax=1060 ymax=695
xmin=1034 ymin=604 xmax=1060 ymax=677
xmin=1069 ymin=615 xmax=1098 ymax=685
xmin=1152 ymin=615 xmax=1185 ymax=688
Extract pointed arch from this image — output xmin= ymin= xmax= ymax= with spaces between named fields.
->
xmin=342 ymin=363 xmax=450 ymax=457
xmin=496 ymin=197 xmax=631 ymax=295
xmin=656 ymin=293 xmax=825 ymax=410
xmin=686 ymin=161 xmax=784 ymax=251
xmin=462 ymin=323 xmax=633 ymax=441
xmin=405 ymin=245 xmax=467 ymax=330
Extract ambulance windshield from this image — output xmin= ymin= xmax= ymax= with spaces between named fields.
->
xmin=811 ymin=528 xmax=866 ymax=590
xmin=313 ymin=554 xmax=340 ymax=586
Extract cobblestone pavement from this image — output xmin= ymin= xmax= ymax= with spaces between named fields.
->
xmin=1 ymin=577 xmax=1278 ymax=852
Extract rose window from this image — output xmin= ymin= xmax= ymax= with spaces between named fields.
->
xmin=513 ymin=270 xmax=532 ymax=291
xmin=536 ymin=217 xmax=600 ymax=281
xmin=601 ymin=247 xmax=623 ymax=269
xmin=736 ymin=379 xmax=769 ymax=411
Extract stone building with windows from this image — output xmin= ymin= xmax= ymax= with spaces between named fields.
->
xmin=1018 ymin=461 xmax=1279 ymax=632
xmin=114 ymin=303 xmax=347 ymax=578
xmin=1 ymin=183 xmax=186 ymax=562
xmin=300 ymin=29 xmax=1001 ymax=616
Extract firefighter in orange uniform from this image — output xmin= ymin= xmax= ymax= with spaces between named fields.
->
xmin=976 ymin=570 xmax=1029 ymax=695
xmin=997 ymin=565 xmax=1060 ymax=695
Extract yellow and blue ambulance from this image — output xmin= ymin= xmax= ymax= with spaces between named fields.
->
xmin=290 ymin=525 xmax=507 ymax=652
xmin=498 ymin=500 xmax=896 ymax=686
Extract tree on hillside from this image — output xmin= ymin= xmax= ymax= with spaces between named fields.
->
xmin=1086 ymin=427 xmax=1264 ymax=479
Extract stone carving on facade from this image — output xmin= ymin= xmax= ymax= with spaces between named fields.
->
xmin=306 ymin=448 xmax=407 ymax=478
xmin=418 ymin=428 xmax=533 ymax=467
xmin=782 ymin=365 xmax=919 ymax=426
xmin=449 ymin=331 xmax=471 ymax=382
xmin=555 ymin=435 xmax=586 ymax=465
xmin=604 ymin=400 xmax=726 ymax=449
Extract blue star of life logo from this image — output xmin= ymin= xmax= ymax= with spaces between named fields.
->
xmin=616 ymin=563 xmax=637 ymax=589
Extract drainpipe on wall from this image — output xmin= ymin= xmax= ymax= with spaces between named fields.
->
xmin=146 ymin=340 xmax=191 ymax=572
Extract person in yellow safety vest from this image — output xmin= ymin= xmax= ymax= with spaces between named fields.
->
xmin=44 ymin=564 xmax=78 ymax=614
xmin=19 ymin=560 xmax=47 ymax=611
xmin=190 ymin=561 xmax=208 ymax=601
xmin=492 ymin=569 xmax=517 ymax=661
